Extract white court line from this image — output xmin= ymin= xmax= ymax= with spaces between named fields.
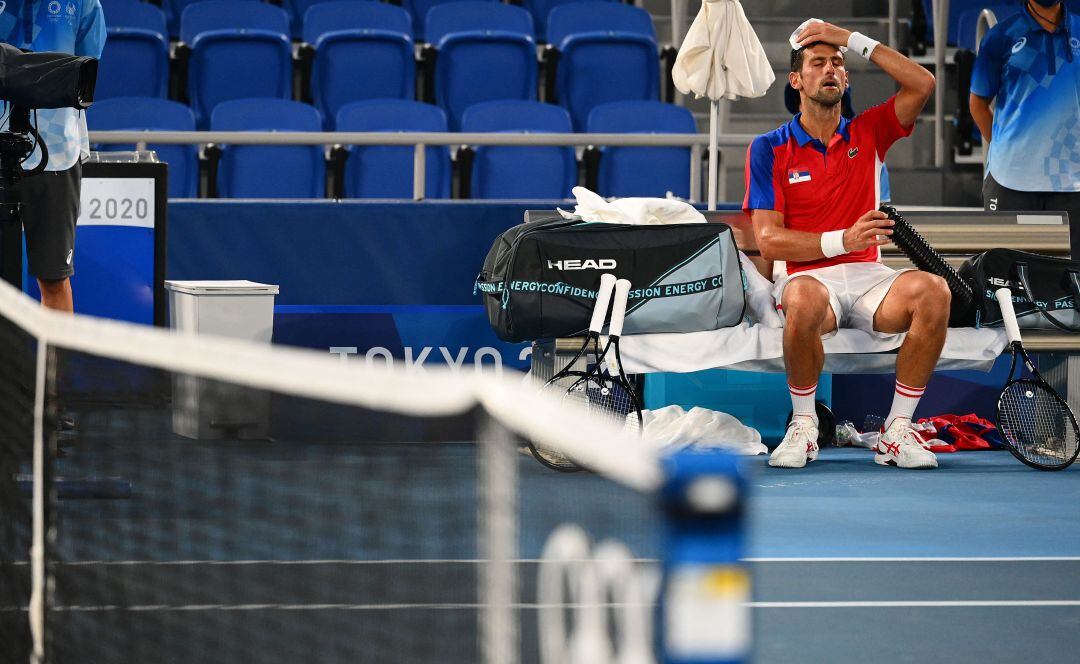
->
xmin=746 ymin=557 xmax=1080 ymax=562
xmin=751 ymin=600 xmax=1080 ymax=608
xmin=13 ymin=558 xmax=658 ymax=566
xmin=13 ymin=556 xmax=1080 ymax=566
xmin=5 ymin=600 xmax=1077 ymax=612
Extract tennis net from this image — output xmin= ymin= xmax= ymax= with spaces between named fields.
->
xmin=0 ymin=278 xmax=671 ymax=664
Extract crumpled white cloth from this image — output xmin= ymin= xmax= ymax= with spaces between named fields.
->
xmin=672 ymin=0 xmax=774 ymax=101
xmin=557 ymin=186 xmax=706 ymax=225
xmin=618 ymin=324 xmax=1009 ymax=375
xmin=739 ymin=252 xmax=783 ymax=328
xmin=789 ymin=18 xmax=847 ymax=52
xmin=642 ymin=405 xmax=768 ymax=455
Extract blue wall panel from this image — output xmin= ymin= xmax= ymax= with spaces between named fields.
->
xmin=166 ymin=200 xmax=555 ymax=369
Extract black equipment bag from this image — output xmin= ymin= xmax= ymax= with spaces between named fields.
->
xmin=959 ymin=248 xmax=1080 ymax=331
xmin=476 ymin=215 xmax=746 ymax=342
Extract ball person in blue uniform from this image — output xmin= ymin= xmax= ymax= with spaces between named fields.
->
xmin=0 ymin=0 xmax=106 ymax=311
xmin=970 ymin=1 xmax=1080 ymax=254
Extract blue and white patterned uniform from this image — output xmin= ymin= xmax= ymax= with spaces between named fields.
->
xmin=971 ymin=6 xmax=1080 ymax=192
xmin=0 ymin=0 xmax=106 ymax=171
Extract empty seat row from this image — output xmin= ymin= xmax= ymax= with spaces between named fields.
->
xmin=99 ymin=0 xmax=660 ymax=130
xmin=147 ymin=0 xmax=624 ymax=41
xmin=88 ymin=97 xmax=696 ymax=200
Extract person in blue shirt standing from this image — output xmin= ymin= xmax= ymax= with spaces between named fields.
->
xmin=0 ymin=0 xmax=105 ymax=312
xmin=970 ymin=1 xmax=1080 ymax=255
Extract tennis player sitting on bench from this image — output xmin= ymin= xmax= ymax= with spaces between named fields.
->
xmin=744 ymin=20 xmax=944 ymax=469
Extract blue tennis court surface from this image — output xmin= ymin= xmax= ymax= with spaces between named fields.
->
xmin=744 ymin=447 xmax=1080 ymax=662
xmin=38 ymin=404 xmax=1080 ymax=663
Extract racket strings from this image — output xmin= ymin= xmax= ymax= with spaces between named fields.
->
xmin=565 ymin=372 xmax=642 ymax=434
xmin=999 ymin=380 xmax=1080 ymax=467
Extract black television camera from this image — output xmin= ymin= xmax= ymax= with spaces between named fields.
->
xmin=0 ymin=43 xmax=98 ymax=286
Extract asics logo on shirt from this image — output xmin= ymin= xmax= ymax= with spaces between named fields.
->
xmin=0 ymin=2 xmax=7 ymax=14
xmin=1012 ymin=37 xmax=1027 ymax=54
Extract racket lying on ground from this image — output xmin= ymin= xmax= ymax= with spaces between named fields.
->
xmin=994 ymin=288 xmax=1080 ymax=470
xmin=563 ymin=278 xmax=643 ymax=434
xmin=530 ymin=273 xmax=618 ymax=471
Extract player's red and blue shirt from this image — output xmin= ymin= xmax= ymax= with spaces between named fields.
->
xmin=742 ymin=95 xmax=912 ymax=275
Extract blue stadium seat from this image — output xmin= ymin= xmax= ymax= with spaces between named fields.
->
xmin=87 ymin=97 xmax=199 ymax=198
xmin=460 ymin=100 xmax=575 ymax=199
xmin=521 ymin=0 xmax=616 ymax=43
xmin=335 ymin=99 xmax=451 ymax=199
xmin=211 ymin=99 xmax=326 ymax=198
xmin=587 ymin=100 xmax=696 ymax=199
xmin=547 ymin=3 xmax=659 ymax=130
xmin=181 ymin=1 xmax=293 ymax=128
xmin=286 ymin=0 xmax=386 ymax=39
xmin=163 ymin=0 xmax=218 ymax=39
xmin=956 ymin=4 xmax=1022 ymax=50
xmin=427 ymin=1 xmax=537 ymax=130
xmin=401 ymin=0 xmax=495 ymax=42
xmin=97 ymin=0 xmax=169 ymax=99
xmin=304 ymin=2 xmax=415 ymax=129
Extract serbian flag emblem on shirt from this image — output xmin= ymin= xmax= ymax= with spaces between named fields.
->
xmin=788 ymin=168 xmax=811 ymax=184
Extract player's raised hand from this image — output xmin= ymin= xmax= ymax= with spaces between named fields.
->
xmin=842 ymin=210 xmax=893 ymax=252
xmin=795 ymin=21 xmax=852 ymax=50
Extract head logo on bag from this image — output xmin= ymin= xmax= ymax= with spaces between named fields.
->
xmin=547 ymin=259 xmax=617 ymax=271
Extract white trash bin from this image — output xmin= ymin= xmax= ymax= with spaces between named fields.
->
xmin=165 ymin=280 xmax=280 ymax=440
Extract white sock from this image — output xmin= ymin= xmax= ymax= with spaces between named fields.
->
xmin=886 ymin=380 xmax=925 ymax=428
xmin=789 ymin=381 xmax=818 ymax=426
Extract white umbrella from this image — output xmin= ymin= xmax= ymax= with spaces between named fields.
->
xmin=672 ymin=0 xmax=774 ymax=210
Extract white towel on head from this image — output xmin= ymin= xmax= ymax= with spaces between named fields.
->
xmin=789 ymin=18 xmax=848 ymax=52
xmin=642 ymin=405 xmax=767 ymax=455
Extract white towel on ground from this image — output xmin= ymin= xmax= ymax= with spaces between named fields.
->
xmin=643 ymin=405 xmax=768 ymax=455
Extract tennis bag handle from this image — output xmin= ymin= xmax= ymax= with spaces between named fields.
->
xmin=1014 ymin=262 xmax=1080 ymax=333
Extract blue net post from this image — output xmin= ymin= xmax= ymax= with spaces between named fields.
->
xmin=657 ymin=449 xmax=750 ymax=664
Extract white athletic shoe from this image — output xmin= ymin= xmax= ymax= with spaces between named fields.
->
xmin=875 ymin=418 xmax=939 ymax=469
xmin=769 ymin=416 xmax=819 ymax=468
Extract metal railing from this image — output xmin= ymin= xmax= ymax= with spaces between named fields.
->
xmin=89 ymin=130 xmax=756 ymax=202
xmin=933 ymin=0 xmax=950 ymax=168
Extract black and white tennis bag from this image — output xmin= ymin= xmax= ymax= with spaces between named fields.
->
xmin=959 ymin=248 xmax=1080 ymax=331
xmin=475 ymin=215 xmax=746 ymax=342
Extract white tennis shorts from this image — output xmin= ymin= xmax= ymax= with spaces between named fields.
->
xmin=772 ymin=262 xmax=912 ymax=339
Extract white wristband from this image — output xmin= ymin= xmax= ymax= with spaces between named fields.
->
xmin=820 ymin=230 xmax=848 ymax=258
xmin=847 ymin=31 xmax=879 ymax=60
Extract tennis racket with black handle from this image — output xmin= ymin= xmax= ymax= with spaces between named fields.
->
xmin=994 ymin=288 xmax=1080 ymax=470
xmin=564 ymin=278 xmax=643 ymax=435
xmin=531 ymin=273 xmax=617 ymax=471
